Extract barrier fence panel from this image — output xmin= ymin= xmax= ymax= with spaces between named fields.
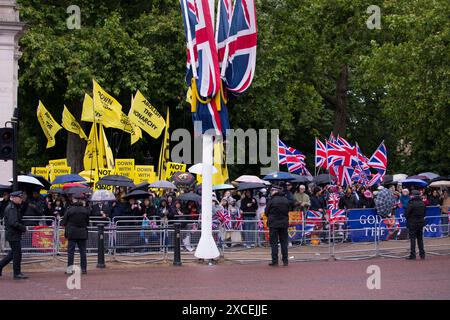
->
xmin=165 ymin=229 xmax=222 ymax=262
xmin=0 ymin=207 xmax=447 ymax=264
xmin=18 ymin=218 xmax=57 ymax=257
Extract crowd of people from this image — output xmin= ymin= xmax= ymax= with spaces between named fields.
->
xmin=0 ymin=182 xmax=449 ymax=230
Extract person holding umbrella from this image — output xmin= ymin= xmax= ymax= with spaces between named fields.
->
xmin=0 ymin=191 xmax=28 ymax=280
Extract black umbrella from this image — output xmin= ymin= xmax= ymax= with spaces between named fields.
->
xmin=291 ymin=175 xmax=311 ymax=183
xmin=171 ymin=172 xmax=196 ymax=188
xmin=129 ymin=182 xmax=150 ymax=192
xmin=97 ymin=175 xmax=135 ymax=188
xmin=123 ymin=190 xmax=150 ymax=200
xmin=177 ymin=192 xmax=201 ymax=203
xmin=28 ymin=174 xmax=52 ymax=190
xmin=236 ymin=182 xmax=267 ymax=191
xmin=314 ymin=174 xmax=332 ymax=185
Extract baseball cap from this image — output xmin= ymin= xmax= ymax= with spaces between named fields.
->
xmin=10 ymin=191 xmax=23 ymax=198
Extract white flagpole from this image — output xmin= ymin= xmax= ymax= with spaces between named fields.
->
xmin=194 ymin=133 xmax=220 ymax=259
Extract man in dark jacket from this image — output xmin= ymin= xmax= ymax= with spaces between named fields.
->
xmin=0 ymin=191 xmax=28 ymax=279
xmin=405 ymin=190 xmax=426 ymax=260
xmin=265 ymin=187 xmax=290 ymax=266
xmin=61 ymin=193 xmax=90 ymax=274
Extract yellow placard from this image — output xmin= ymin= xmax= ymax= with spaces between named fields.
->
xmin=97 ymin=168 xmax=114 ymax=179
xmin=115 ymin=159 xmax=135 ymax=180
xmin=49 ymin=166 xmax=71 ymax=183
xmin=134 ymin=165 xmax=154 ymax=184
xmin=164 ymin=162 xmax=186 ymax=181
xmin=93 ymin=183 xmax=114 ymax=192
xmin=49 ymin=159 xmax=68 ymax=168
xmin=31 ymin=167 xmax=49 ymax=180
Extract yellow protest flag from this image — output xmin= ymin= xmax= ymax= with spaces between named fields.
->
xmin=81 ymin=93 xmax=95 ymax=122
xmin=129 ymin=94 xmax=142 ymax=145
xmin=83 ymin=123 xmax=102 ymax=171
xmin=79 ymin=169 xmax=98 ymax=184
xmin=129 ymin=90 xmax=166 ymax=139
xmin=158 ymin=108 xmax=170 ymax=180
xmin=99 ymin=124 xmax=115 ymax=169
xmin=212 ymin=140 xmax=229 ymax=185
xmin=36 ymin=101 xmax=62 ymax=148
xmin=62 ymin=105 xmax=88 ymax=140
xmin=91 ymin=79 xmax=123 ymax=128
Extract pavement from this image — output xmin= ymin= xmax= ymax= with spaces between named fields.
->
xmin=0 ymin=255 xmax=449 ymax=300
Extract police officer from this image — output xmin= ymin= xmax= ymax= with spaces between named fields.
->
xmin=61 ymin=193 xmax=90 ymax=274
xmin=405 ymin=190 xmax=426 ymax=260
xmin=0 ymin=191 xmax=28 ymax=280
xmin=265 ymin=186 xmax=290 ymax=266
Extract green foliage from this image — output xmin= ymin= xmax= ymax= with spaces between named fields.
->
xmin=16 ymin=0 xmax=450 ymax=176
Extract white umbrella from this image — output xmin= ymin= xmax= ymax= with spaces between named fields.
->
xmin=429 ymin=180 xmax=450 ymax=188
xmin=393 ymin=174 xmax=408 ymax=182
xmin=188 ymin=163 xmax=218 ymax=175
xmin=9 ymin=175 xmax=44 ymax=188
xmin=91 ymin=189 xmax=116 ymax=202
xmin=418 ymin=172 xmax=440 ymax=180
xmin=234 ymin=175 xmax=269 ymax=184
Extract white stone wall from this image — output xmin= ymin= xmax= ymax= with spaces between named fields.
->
xmin=0 ymin=0 xmax=24 ymax=184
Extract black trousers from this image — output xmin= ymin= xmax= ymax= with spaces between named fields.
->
xmin=67 ymin=239 xmax=87 ymax=271
xmin=269 ymin=227 xmax=288 ymax=263
xmin=0 ymin=241 xmax=22 ymax=275
xmin=408 ymin=226 xmax=425 ymax=258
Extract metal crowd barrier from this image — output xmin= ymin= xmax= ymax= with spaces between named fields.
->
xmin=0 ymin=209 xmax=448 ymax=264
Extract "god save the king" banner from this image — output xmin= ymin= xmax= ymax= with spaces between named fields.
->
xmin=347 ymin=206 xmax=443 ymax=242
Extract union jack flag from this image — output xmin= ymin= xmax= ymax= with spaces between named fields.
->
xmin=216 ymin=0 xmax=233 ymax=66
xmin=326 ymin=140 xmax=358 ymax=168
xmin=328 ymin=209 xmax=347 ymax=224
xmin=223 ymin=0 xmax=257 ymax=94
xmin=355 ymin=142 xmax=370 ymax=173
xmin=305 ymin=210 xmax=323 ymax=226
xmin=315 ymin=138 xmax=328 ymax=169
xmin=368 ymin=141 xmax=388 ymax=172
xmin=216 ymin=208 xmax=232 ymax=230
xmin=278 ymin=138 xmax=309 ymax=175
xmin=336 ymin=166 xmax=355 ymax=188
xmin=305 ymin=210 xmax=323 ymax=235
xmin=327 ymin=193 xmax=340 ymax=211
xmin=367 ymin=170 xmax=386 ymax=187
xmin=180 ymin=0 xmax=230 ymax=136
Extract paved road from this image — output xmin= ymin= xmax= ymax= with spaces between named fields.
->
xmin=0 ymin=256 xmax=449 ymax=300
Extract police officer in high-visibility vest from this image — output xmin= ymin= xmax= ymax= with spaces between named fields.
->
xmin=0 ymin=191 xmax=28 ymax=280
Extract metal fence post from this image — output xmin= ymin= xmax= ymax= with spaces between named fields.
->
xmin=173 ymin=223 xmax=182 ymax=266
xmin=97 ymin=224 xmax=106 ymax=268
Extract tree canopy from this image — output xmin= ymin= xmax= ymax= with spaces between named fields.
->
xmin=16 ymin=0 xmax=450 ymax=176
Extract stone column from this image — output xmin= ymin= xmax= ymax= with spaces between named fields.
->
xmin=0 ymin=0 xmax=24 ymax=184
